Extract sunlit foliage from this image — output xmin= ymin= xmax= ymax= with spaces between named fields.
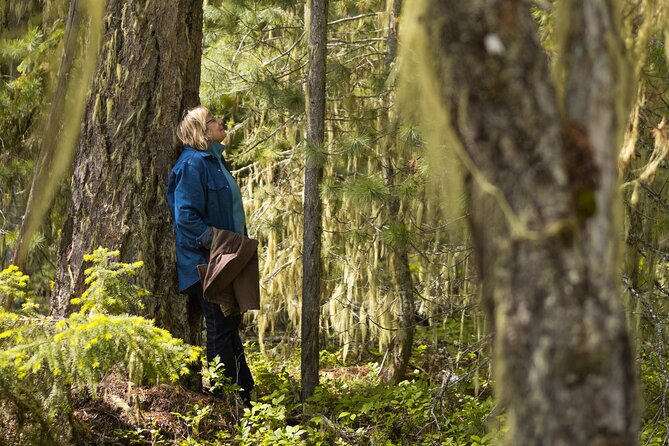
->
xmin=0 ymin=249 xmax=200 ymax=443
xmin=201 ymin=0 xmax=474 ymax=364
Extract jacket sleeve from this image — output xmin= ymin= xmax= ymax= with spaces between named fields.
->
xmin=172 ymin=160 xmax=213 ymax=249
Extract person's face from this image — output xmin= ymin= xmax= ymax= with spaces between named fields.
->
xmin=205 ymin=113 xmax=227 ymax=143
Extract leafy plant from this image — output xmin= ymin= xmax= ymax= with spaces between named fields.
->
xmin=174 ymin=404 xmax=213 ymax=439
xmin=236 ymin=399 xmax=307 ymax=446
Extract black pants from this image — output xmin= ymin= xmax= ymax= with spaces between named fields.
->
xmin=186 ymin=282 xmax=254 ymax=399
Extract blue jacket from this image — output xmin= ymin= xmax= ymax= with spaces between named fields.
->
xmin=167 ymin=145 xmax=242 ymax=292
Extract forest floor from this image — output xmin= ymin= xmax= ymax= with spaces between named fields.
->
xmin=2 ymin=372 xmax=232 ymax=445
xmin=0 ymin=326 xmax=501 ymax=446
xmin=1 ymin=377 xmax=232 ymax=445
xmin=75 ymin=374 xmax=234 ymax=445
xmin=70 ymin=365 xmax=380 ymax=445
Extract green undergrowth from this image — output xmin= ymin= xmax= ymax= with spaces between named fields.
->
xmin=158 ymin=343 xmax=505 ymax=446
xmin=0 ymin=247 xmax=504 ymax=445
xmin=242 ymin=352 xmax=503 ymax=445
xmin=89 ymin=325 xmax=505 ymax=445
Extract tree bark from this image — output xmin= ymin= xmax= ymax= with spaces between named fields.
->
xmin=301 ymin=0 xmax=327 ymax=401
xmin=419 ymin=0 xmax=638 ymax=444
xmin=52 ymin=0 xmax=204 ymax=345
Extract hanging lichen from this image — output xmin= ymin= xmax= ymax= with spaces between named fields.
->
xmin=203 ymin=0 xmax=474 ymax=361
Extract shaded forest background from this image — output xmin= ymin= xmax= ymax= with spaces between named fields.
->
xmin=1 ymin=0 xmax=669 ymax=444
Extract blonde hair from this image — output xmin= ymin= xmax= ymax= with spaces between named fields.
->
xmin=177 ymin=106 xmax=210 ymax=150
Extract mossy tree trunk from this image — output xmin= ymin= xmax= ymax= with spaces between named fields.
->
xmin=52 ymin=0 xmax=204 ymax=344
xmin=419 ymin=0 xmax=638 ymax=443
xmin=301 ymin=0 xmax=328 ymax=401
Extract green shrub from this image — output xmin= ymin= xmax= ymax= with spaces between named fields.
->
xmin=0 ymin=264 xmax=30 ymax=308
xmin=0 ymin=248 xmax=201 ymax=443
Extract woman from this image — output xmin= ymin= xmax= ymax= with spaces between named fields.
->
xmin=167 ymin=106 xmax=253 ymax=404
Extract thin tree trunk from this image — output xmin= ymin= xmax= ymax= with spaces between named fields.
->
xmin=379 ymin=0 xmax=414 ymax=384
xmin=301 ymin=0 xmax=327 ymax=401
xmin=0 ymin=0 xmax=70 ymax=281
xmin=10 ymin=0 xmax=80 ymax=280
xmin=52 ymin=0 xmax=204 ymax=345
xmin=417 ymin=0 xmax=638 ymax=443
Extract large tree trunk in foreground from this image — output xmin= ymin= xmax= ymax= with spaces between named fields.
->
xmin=420 ymin=0 xmax=638 ymax=443
xmin=53 ymin=0 xmax=204 ymax=343
xmin=301 ymin=0 xmax=328 ymax=401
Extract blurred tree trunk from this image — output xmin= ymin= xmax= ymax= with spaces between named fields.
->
xmin=379 ymin=0 xmax=415 ymax=384
xmin=420 ymin=0 xmax=638 ymax=443
xmin=52 ymin=0 xmax=204 ymax=344
xmin=0 ymin=0 xmax=72 ymax=282
xmin=0 ymin=0 xmax=42 ymax=37
xmin=301 ymin=0 xmax=327 ymax=400
xmin=10 ymin=0 xmax=80 ymax=279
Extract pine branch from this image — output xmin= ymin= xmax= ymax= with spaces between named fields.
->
xmin=328 ymin=13 xmax=381 ymax=26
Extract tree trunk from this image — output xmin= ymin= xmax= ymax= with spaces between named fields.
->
xmin=418 ymin=0 xmax=638 ymax=444
xmin=379 ymin=0 xmax=414 ymax=384
xmin=11 ymin=0 xmax=81 ymax=280
xmin=301 ymin=0 xmax=327 ymax=401
xmin=52 ymin=0 xmax=204 ymax=345
xmin=0 ymin=0 xmax=42 ymax=38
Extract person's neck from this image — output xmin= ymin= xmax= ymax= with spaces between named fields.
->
xmin=208 ymin=140 xmax=224 ymax=154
